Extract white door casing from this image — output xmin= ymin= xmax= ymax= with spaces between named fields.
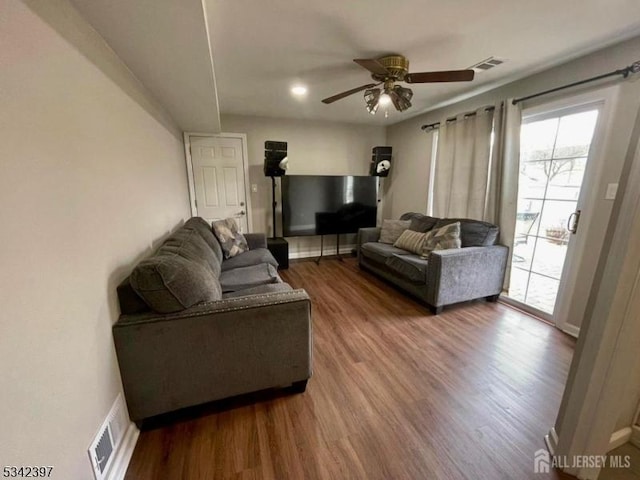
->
xmin=185 ymin=134 xmax=252 ymax=232
xmin=523 ymin=86 xmax=620 ymax=333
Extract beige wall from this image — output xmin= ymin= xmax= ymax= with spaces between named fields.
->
xmin=220 ymin=114 xmax=386 ymax=256
xmin=0 ymin=2 xmax=190 ymax=478
xmin=385 ymin=35 xmax=640 ymax=330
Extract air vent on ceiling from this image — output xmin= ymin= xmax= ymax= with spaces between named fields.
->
xmin=470 ymin=57 xmax=505 ymax=73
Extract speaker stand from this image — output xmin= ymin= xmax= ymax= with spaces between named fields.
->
xmin=270 ymin=176 xmax=277 ymax=238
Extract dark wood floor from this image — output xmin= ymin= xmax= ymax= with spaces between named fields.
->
xmin=125 ymin=257 xmax=577 ymax=479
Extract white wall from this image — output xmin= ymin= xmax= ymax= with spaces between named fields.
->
xmin=385 ymin=35 xmax=640 ymax=330
xmin=220 ymin=114 xmax=386 ymax=256
xmin=0 ymin=1 xmax=190 ymax=478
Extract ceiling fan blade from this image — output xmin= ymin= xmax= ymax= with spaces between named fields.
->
xmin=405 ymin=69 xmax=475 ymax=83
xmin=321 ymin=83 xmax=378 ymax=104
xmin=353 ymin=58 xmax=389 ymax=76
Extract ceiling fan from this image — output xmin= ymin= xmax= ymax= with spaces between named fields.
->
xmin=321 ymin=54 xmax=475 ymax=114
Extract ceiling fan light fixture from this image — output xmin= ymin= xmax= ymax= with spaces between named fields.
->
xmin=378 ymin=93 xmax=391 ymax=106
xmin=390 ymin=85 xmax=413 ymax=112
xmin=364 ymin=88 xmax=381 ymax=114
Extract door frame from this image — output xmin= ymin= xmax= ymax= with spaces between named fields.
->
xmin=514 ymin=85 xmax=620 ymax=335
xmin=183 ymin=132 xmax=253 ymax=233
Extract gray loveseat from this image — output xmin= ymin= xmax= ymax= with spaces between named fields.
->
xmin=113 ymin=217 xmax=312 ymax=423
xmin=358 ymin=213 xmax=508 ymax=314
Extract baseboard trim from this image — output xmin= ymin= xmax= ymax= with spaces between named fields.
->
xmin=608 ymin=427 xmax=632 ymax=452
xmin=545 ymin=427 xmax=559 ymax=455
xmin=289 ymin=244 xmax=356 ymax=260
xmin=562 ymin=324 xmax=581 ymax=338
xmin=106 ymin=423 xmax=139 ymax=480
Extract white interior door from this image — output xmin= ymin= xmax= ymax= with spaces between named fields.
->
xmin=189 ymin=135 xmax=249 ymax=232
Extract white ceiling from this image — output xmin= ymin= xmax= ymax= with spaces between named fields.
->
xmin=69 ymin=0 xmax=221 ymax=133
xmin=208 ymin=0 xmax=640 ymax=125
xmin=68 ymin=0 xmax=640 ymax=130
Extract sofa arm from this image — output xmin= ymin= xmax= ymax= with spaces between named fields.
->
xmin=357 ymin=227 xmax=381 ymax=259
xmin=244 ymin=232 xmax=267 ymax=249
xmin=358 ymin=227 xmax=381 ymax=245
xmin=426 ymin=245 xmax=508 ymax=307
xmin=113 ymin=289 xmax=312 ymax=421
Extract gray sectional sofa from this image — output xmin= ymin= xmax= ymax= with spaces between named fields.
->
xmin=113 ymin=217 xmax=312 ymax=423
xmin=358 ymin=213 xmax=508 ymax=314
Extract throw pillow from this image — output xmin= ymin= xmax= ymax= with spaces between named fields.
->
xmin=379 ymin=219 xmax=410 ymax=244
xmin=421 ymin=221 xmax=462 ymax=258
xmin=211 ymin=218 xmax=249 ymax=259
xmin=393 ymin=229 xmax=426 ymax=255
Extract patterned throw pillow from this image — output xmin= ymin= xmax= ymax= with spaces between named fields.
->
xmin=421 ymin=221 xmax=461 ymax=259
xmin=211 ymin=218 xmax=249 ymax=259
xmin=379 ymin=219 xmax=411 ymax=244
xmin=393 ymin=229 xmax=426 ymax=255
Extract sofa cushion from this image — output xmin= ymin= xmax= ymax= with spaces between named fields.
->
xmin=212 ymin=218 xmax=249 ymax=259
xmin=160 ymin=228 xmax=221 ymax=277
xmin=183 ymin=217 xmax=223 ymax=262
xmin=116 ymin=276 xmax=149 ymax=315
xmin=422 ymin=221 xmax=462 ymax=258
xmin=379 ymin=219 xmax=410 ymax=244
xmin=219 ymin=263 xmax=280 ymax=293
xmin=434 ymin=218 xmax=500 ymax=247
xmin=222 ymin=282 xmax=293 ymax=299
xmin=361 ymin=242 xmax=411 ymax=265
xmin=393 ymin=229 xmax=426 ymax=255
xmin=400 ymin=212 xmax=439 ymax=233
xmin=221 ymin=248 xmax=278 ymax=272
xmin=385 ymin=254 xmax=429 ymax=283
xmin=130 ymin=254 xmax=222 ymax=313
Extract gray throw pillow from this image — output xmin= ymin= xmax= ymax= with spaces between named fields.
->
xmin=421 ymin=221 xmax=462 ymax=258
xmin=212 ymin=218 xmax=249 ymax=259
xmin=379 ymin=219 xmax=410 ymax=244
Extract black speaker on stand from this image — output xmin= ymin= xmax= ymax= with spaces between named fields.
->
xmin=360 ymin=146 xmax=392 ymax=257
xmin=369 ymin=146 xmax=392 ymax=177
xmin=264 ymin=141 xmax=289 ymax=268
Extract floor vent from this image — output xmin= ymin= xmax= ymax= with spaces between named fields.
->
xmin=470 ymin=56 xmax=505 ymax=73
xmin=88 ymin=394 xmax=128 ymax=480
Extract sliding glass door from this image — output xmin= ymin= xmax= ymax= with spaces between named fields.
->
xmin=507 ymin=106 xmax=599 ymax=317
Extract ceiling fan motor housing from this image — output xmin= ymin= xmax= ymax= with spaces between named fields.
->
xmin=373 ymin=55 xmax=410 ymax=81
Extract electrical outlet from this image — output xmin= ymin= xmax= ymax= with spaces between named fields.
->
xmin=251 ymin=184 xmax=258 ymax=193
xmin=605 ymin=183 xmax=618 ymax=200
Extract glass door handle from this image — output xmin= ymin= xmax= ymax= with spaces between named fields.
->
xmin=567 ymin=209 xmax=581 ymax=234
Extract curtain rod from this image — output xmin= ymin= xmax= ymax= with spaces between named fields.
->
xmin=512 ymin=60 xmax=640 ymax=105
xmin=421 ymin=106 xmax=496 ymax=131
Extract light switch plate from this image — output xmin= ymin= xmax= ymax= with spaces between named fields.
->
xmin=605 ymin=183 xmax=618 ymax=200
xmin=251 ymin=184 xmax=258 ymax=193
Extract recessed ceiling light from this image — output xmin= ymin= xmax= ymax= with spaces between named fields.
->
xmin=291 ymin=85 xmax=307 ymax=96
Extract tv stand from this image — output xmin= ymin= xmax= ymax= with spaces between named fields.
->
xmin=315 ymin=234 xmax=344 ymax=264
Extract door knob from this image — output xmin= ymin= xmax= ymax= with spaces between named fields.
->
xmin=240 ymin=201 xmax=245 ymax=206
xmin=238 ymin=210 xmax=246 ymax=216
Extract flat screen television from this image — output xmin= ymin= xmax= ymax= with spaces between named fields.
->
xmin=282 ymin=175 xmax=378 ymax=236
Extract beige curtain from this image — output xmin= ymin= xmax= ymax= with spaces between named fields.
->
xmin=488 ymin=100 xmax=522 ymax=288
xmin=432 ymin=101 xmax=522 ymax=288
xmin=432 ymin=108 xmax=495 ymax=220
